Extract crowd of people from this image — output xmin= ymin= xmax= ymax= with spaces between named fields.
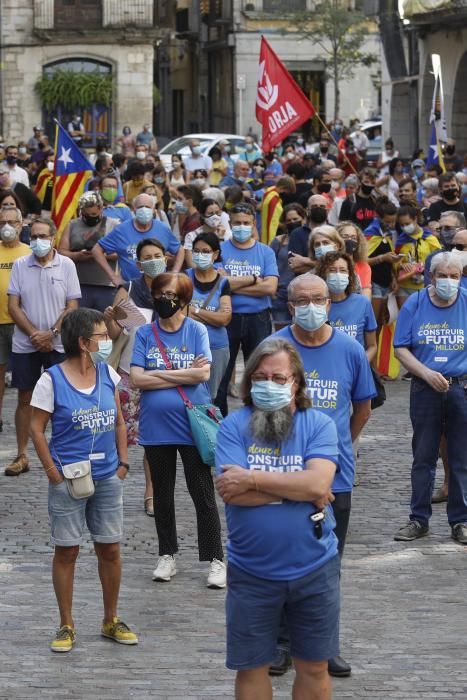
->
xmin=1 ymin=119 xmax=467 ymax=698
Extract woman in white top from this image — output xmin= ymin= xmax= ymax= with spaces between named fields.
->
xmin=184 ymin=197 xmax=231 ymax=267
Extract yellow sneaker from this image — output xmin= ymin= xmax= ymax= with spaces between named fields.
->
xmin=101 ymin=617 xmax=138 ymax=645
xmin=50 ymin=625 xmax=76 ymax=653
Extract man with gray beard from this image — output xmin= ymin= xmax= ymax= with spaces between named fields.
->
xmin=216 ymin=337 xmax=340 ymax=700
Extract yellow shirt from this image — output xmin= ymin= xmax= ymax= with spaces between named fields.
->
xmin=397 ymin=230 xmax=441 ymax=290
xmin=209 ymin=158 xmax=228 ymax=187
xmin=123 ymin=178 xmax=154 ymax=205
xmin=0 ymin=242 xmax=31 ymax=324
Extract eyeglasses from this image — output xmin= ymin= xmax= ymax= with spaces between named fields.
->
xmin=453 ymin=243 xmax=467 ymax=251
xmin=153 ymin=291 xmax=178 ymax=301
xmin=291 ymin=296 xmax=329 ymax=307
xmin=251 ymin=373 xmax=294 ymax=385
xmin=231 ymin=204 xmax=254 ymax=215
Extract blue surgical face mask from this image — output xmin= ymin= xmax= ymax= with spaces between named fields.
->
xmin=90 ymin=339 xmax=113 ymax=364
xmin=191 ymin=146 xmax=201 ymax=155
xmin=192 ymin=252 xmax=213 ymax=269
xmin=251 ymin=380 xmax=293 ymax=411
xmin=232 ymin=225 xmax=252 ymax=243
xmin=414 ymin=167 xmax=424 ymax=179
xmin=326 ymin=272 xmax=349 ymax=294
xmin=314 ymin=244 xmax=335 ymax=259
xmin=30 ymin=238 xmax=52 ymax=257
xmin=175 ymin=201 xmax=189 ymax=214
xmin=402 ymin=223 xmax=416 ymax=235
xmin=154 ymin=176 xmax=166 ymax=185
xmin=294 ymin=302 xmax=328 ymax=331
xmin=435 ymin=278 xmax=459 ymax=300
xmin=140 ymin=258 xmax=166 ymax=278
xmin=135 ymin=206 xmax=153 ymax=224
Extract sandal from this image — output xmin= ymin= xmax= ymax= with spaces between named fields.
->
xmin=144 ymin=497 xmax=154 ymax=516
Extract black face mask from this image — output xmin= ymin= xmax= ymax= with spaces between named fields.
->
xmin=153 ymin=296 xmax=181 ymax=319
xmin=445 ymin=146 xmax=455 ymax=156
xmin=345 ymin=239 xmax=358 ymax=255
xmin=361 ymin=183 xmax=374 ymax=195
xmin=317 ymin=183 xmax=332 ymax=194
xmin=286 ymin=221 xmax=302 ymax=234
xmin=309 ymin=207 xmax=327 ymax=224
xmin=83 ymin=214 xmax=101 ymax=227
xmin=320 ymin=147 xmax=329 ymax=154
xmin=6 ymin=155 xmax=16 ymax=165
xmin=443 ymin=188 xmax=458 ymax=202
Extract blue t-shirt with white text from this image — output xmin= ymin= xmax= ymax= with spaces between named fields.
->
xmin=394 ymin=287 xmax=467 ymax=376
xmin=186 ymin=269 xmax=230 ymax=349
xmin=221 ymin=239 xmax=278 ymax=313
xmin=215 ymin=406 xmax=339 ymax=580
xmin=99 ymin=219 xmax=180 ymax=281
xmin=329 ymin=293 xmax=377 ymax=347
xmin=273 ymin=326 xmax=376 ymax=492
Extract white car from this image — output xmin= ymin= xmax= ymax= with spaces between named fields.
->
xmin=158 ymin=133 xmax=260 ymax=170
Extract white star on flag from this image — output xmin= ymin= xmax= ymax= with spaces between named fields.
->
xmin=58 ymin=146 xmax=74 ymax=169
xmin=430 ymin=142 xmax=438 ymax=161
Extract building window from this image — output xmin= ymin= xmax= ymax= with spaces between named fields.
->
xmin=54 ymin=0 xmax=102 ymax=29
xmin=262 ymin=0 xmax=306 ymax=10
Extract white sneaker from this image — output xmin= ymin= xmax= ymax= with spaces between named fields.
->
xmin=207 ymin=559 xmax=226 ymax=589
xmin=152 ymin=555 xmax=176 ymax=582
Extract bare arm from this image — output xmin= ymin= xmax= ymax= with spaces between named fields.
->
xmin=114 ymin=390 xmax=129 ymax=479
xmin=188 ymin=295 xmax=232 ymax=327
xmin=350 ymin=399 xmax=372 ymax=443
xmin=364 ymin=330 xmax=377 ymax=363
xmin=8 ymin=295 xmax=37 ymax=336
xmin=30 ymin=408 xmax=64 ymax=485
xmin=361 ymin=287 xmax=372 ymax=301
xmin=227 ymin=274 xmax=261 ymax=292
xmin=171 ymin=245 xmax=185 ymax=273
xmin=130 ymin=362 xmax=210 ymax=389
xmin=235 ymin=275 xmax=278 ymax=297
xmin=103 ymin=287 xmax=129 ymax=340
xmin=58 ymin=225 xmax=93 ymax=263
xmin=91 ymin=242 xmax=122 ymax=287
xmin=395 ymin=346 xmax=449 ymax=392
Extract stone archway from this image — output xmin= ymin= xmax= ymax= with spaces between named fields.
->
xmin=390 ymin=81 xmax=418 ymax=157
xmin=418 ymin=58 xmax=435 ymax=156
xmin=451 ymin=52 xmax=467 ymax=153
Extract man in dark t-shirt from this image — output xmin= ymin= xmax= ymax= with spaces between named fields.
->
xmin=339 ymin=168 xmax=377 ymax=230
xmin=426 ymin=173 xmax=467 ymax=222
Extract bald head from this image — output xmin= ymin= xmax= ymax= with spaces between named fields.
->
xmin=308 ymin=194 xmax=328 ymax=209
xmin=288 ymin=272 xmax=328 ymax=302
xmin=453 ymin=229 xmax=467 ymax=247
xmin=329 ymin=168 xmax=344 ymax=181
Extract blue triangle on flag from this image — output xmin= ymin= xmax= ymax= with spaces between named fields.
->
xmin=54 ymin=121 xmax=94 ymax=177
xmin=426 ymin=122 xmax=439 ymax=168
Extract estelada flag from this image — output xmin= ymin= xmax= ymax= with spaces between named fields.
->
xmin=34 ymin=167 xmax=53 ymax=204
xmin=51 ymin=121 xmax=93 ymax=243
xmin=376 ymin=323 xmax=400 ymax=380
xmin=256 ymin=36 xmax=315 ymax=153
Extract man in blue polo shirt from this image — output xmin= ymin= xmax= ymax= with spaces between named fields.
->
xmin=394 ymin=251 xmax=467 ymax=545
xmin=215 ymin=203 xmax=278 ymax=415
xmin=92 ymin=193 xmax=183 ymax=284
xmin=216 ymin=337 xmax=340 ymax=700
xmin=271 ymin=272 xmax=375 ymax=678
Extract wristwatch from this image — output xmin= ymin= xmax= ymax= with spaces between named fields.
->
xmin=118 ymin=461 xmax=130 ymax=471
xmin=51 ymin=327 xmax=60 ymax=337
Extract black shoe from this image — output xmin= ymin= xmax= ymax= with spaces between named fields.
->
xmin=269 ymin=647 xmax=292 ymax=676
xmin=328 ymin=655 xmax=351 ymax=677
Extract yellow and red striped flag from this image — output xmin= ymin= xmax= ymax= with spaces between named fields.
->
xmin=34 ymin=168 xmax=53 ymax=204
xmin=51 ymin=120 xmax=93 ymax=243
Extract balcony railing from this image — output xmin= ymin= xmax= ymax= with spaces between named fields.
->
xmin=34 ymin=0 xmax=156 ymax=31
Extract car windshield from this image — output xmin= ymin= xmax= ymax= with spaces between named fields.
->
xmin=159 ymin=137 xmax=213 ymax=155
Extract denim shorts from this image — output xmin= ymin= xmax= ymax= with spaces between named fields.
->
xmin=225 ymin=555 xmax=340 ymax=670
xmin=11 ymin=350 xmax=65 ymax=391
xmin=48 ymin=472 xmax=124 ymax=546
xmin=371 ymin=282 xmax=391 ymax=299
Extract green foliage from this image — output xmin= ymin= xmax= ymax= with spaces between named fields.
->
xmin=35 ymin=70 xmax=113 ymax=111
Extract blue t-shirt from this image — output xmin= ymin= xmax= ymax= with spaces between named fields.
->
xmin=462 ymin=275 xmax=467 ymax=290
xmin=47 ymin=363 xmax=118 ymax=480
xmin=99 ymin=219 xmax=180 ymax=281
xmin=130 ymin=318 xmax=212 ymax=445
xmin=186 ymin=269 xmax=230 ymax=349
xmin=394 ymin=287 xmax=467 ymax=376
xmin=103 ymin=204 xmax=133 ymax=223
xmin=221 ymin=239 xmax=278 ymax=313
xmin=328 ymin=293 xmax=377 ymax=347
xmin=215 ymin=406 xmax=339 ymax=580
xmin=273 ymin=326 xmax=376 ymax=492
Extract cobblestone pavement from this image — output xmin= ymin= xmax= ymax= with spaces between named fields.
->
xmin=1 ymin=377 xmax=467 ymax=699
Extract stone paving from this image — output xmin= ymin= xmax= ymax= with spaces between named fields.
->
xmin=1 ymin=378 xmax=467 ymax=699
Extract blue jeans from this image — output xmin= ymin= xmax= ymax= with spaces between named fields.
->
xmin=410 ymin=377 xmax=467 ymax=527
xmin=215 ymin=310 xmax=272 ymax=415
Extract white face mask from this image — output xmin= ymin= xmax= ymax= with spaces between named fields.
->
xmin=204 ymin=214 xmax=221 ymax=228
xmin=136 ymin=151 xmax=146 ymax=160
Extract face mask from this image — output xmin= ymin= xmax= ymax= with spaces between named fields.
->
xmin=414 ymin=168 xmax=424 ymax=178
xmin=445 ymin=146 xmax=455 ymax=156
xmin=191 ymin=146 xmax=201 ymax=155
xmin=237 ymin=175 xmax=246 ymax=183
xmin=309 ymin=207 xmax=327 ymax=224
xmin=294 ymin=302 xmax=328 ymax=331
xmin=154 ymin=176 xmax=165 ymax=185
xmin=361 ymin=183 xmax=374 ymax=195
xmin=286 ymin=152 xmax=295 ymax=160
xmin=326 ymin=272 xmax=349 ymax=294
xmin=18 ymin=147 xmax=27 ymax=155
xmin=443 ymin=188 xmax=458 ymax=201
xmin=47 ymin=161 xmax=54 ymax=173
xmin=82 ymin=214 xmax=101 ymax=227
xmin=286 ymin=221 xmax=302 ymax=234
xmin=140 ymin=257 xmax=166 ymax=278
xmin=175 ymin=201 xmax=189 ymax=215
xmin=251 ymin=380 xmax=293 ymax=411
xmin=435 ymin=278 xmax=459 ymax=300
xmin=314 ymin=244 xmax=335 ymax=259
xmin=320 ymin=147 xmax=329 ymax=154
xmin=6 ymin=155 xmax=16 ymax=165
xmin=172 ymin=162 xmax=181 ymax=169
xmin=192 ymin=252 xmax=213 ymax=269
xmin=90 ymin=339 xmax=113 ymax=364
xmin=224 ymin=146 xmax=231 ymax=153
xmin=0 ymin=223 xmax=17 ymax=242
xmin=246 ymin=143 xmax=254 ymax=151
xmin=334 ymin=125 xmax=343 ymax=133
xmin=394 ymin=166 xmax=404 ymax=174
xmin=153 ymin=296 xmax=181 ymax=318
xmin=402 ymin=223 xmax=416 ymax=235
xmin=232 ymin=225 xmax=252 ymax=243
xmin=135 ymin=206 xmax=154 ymax=224
xmin=30 ymin=238 xmax=52 ymax=257
xmin=136 ymin=151 xmax=146 ymax=160
xmin=297 ymin=138 xmax=304 ymax=145
xmin=344 ymin=239 xmax=358 ymax=255
xmin=204 ymin=214 xmax=221 ymax=228
xmin=317 ymin=183 xmax=331 ymax=194
xmin=254 ymin=165 xmax=264 ymax=175
xmin=101 ymin=187 xmax=117 ymax=203
xmin=440 ymin=227 xmax=456 ymax=248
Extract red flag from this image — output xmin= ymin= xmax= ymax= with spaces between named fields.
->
xmin=256 ymin=37 xmax=315 ymax=153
